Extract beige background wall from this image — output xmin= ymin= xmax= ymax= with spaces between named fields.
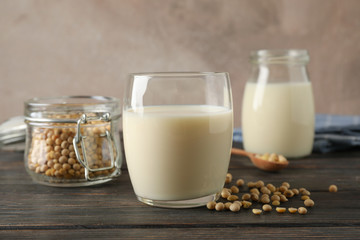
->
xmin=1 ymin=0 xmax=359 ymax=127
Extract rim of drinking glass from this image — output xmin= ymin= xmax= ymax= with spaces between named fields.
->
xmin=129 ymin=72 xmax=229 ymax=77
xmin=250 ymin=49 xmax=309 ymax=64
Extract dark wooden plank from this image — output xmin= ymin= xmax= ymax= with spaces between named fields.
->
xmin=1 ymin=191 xmax=359 ymax=228
xmin=1 ymin=149 xmax=359 ymax=239
xmin=1 ymin=227 xmax=360 ymax=239
xmin=1 ymin=170 xmax=359 ymax=227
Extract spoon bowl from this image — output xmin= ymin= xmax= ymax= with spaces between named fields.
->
xmin=231 ymin=148 xmax=289 ymax=172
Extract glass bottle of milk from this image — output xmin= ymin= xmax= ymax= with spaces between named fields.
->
xmin=242 ymin=50 xmax=315 ymax=158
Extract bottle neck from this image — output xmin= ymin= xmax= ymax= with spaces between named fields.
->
xmin=249 ymin=63 xmax=309 ymax=84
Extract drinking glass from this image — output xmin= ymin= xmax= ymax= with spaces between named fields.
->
xmin=123 ymin=72 xmax=233 ymax=208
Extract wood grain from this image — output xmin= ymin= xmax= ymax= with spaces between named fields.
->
xmin=0 ymin=150 xmax=359 ymax=239
xmin=1 ymin=227 xmax=360 ymax=239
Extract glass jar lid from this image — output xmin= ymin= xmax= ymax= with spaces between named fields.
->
xmin=0 ymin=116 xmax=26 ymax=151
xmin=25 ymin=96 xmax=121 ymax=123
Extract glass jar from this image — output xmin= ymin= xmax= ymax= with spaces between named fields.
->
xmin=242 ymin=50 xmax=315 ymax=158
xmin=24 ymin=96 xmax=122 ymax=186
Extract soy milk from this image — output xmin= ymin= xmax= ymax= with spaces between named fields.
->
xmin=242 ymin=82 xmax=314 ymax=158
xmin=123 ymin=105 xmax=233 ymax=201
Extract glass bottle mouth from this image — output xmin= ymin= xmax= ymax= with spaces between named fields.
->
xmin=250 ymin=49 xmax=309 ymax=64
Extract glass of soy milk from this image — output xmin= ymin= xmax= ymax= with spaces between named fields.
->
xmin=242 ymin=50 xmax=315 ymax=158
xmin=123 ymin=72 xmax=233 ymax=208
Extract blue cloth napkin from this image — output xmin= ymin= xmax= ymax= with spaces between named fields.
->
xmin=233 ymin=114 xmax=360 ymax=153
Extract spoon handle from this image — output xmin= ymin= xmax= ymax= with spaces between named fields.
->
xmin=231 ymin=148 xmax=252 ymax=157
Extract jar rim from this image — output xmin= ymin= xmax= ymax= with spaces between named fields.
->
xmin=250 ymin=49 xmax=309 ymax=64
xmin=25 ymin=95 xmax=119 ymax=107
xmin=25 ymin=95 xmax=121 ymax=121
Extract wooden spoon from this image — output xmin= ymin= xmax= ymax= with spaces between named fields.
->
xmin=231 ymin=148 xmax=289 ymax=172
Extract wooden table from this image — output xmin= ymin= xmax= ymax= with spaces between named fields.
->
xmin=1 ymin=148 xmax=360 ymax=239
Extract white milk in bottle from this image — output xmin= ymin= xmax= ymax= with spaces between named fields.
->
xmin=242 ymin=50 xmax=315 ymax=158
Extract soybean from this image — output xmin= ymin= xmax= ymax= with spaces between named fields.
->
xmin=261 ymin=197 xmax=270 ymax=204
xmin=236 ymin=179 xmax=245 ymax=187
xmin=230 ymin=203 xmax=241 ymax=212
xmin=252 ymin=209 xmax=262 ymax=215
xmin=242 ymin=201 xmax=252 ymax=208
xmin=272 ymin=200 xmax=280 ymax=206
xmin=247 ymin=181 xmax=256 ymax=188
xmin=250 ymin=188 xmax=260 ymax=195
xmin=276 ymin=207 xmax=286 ymax=213
xmin=255 ymin=180 xmax=265 ymax=188
xmin=221 ymin=189 xmax=231 ymax=199
xmin=279 ymin=195 xmax=288 ymax=202
xmin=282 ymin=182 xmax=290 ymax=188
xmin=225 ymin=173 xmax=233 ymax=184
xmin=251 ymin=193 xmax=259 ymax=202
xmin=301 ymin=195 xmax=310 ymax=201
xmin=298 ymin=207 xmax=308 ymax=215
xmin=299 ymin=188 xmax=307 ymax=194
xmin=260 ymin=186 xmax=271 ymax=195
xmin=230 ymin=185 xmax=239 ymax=194
xmin=206 ymin=201 xmax=216 ymax=210
xmin=284 ymin=190 xmax=294 ymax=198
xmin=215 ymin=202 xmax=225 ymax=211
xmin=242 ymin=193 xmax=251 ymax=201
xmin=288 ymin=207 xmax=298 ymax=214
xmin=233 ymin=201 xmax=242 ymax=207
xmin=266 ymin=183 xmax=276 ymax=192
xmin=271 ymin=195 xmax=280 ymax=202
xmin=329 ymin=185 xmax=338 ymax=193
xmin=304 ymin=199 xmax=315 ymax=207
xmin=279 ymin=185 xmax=288 ymax=193
xmin=224 ymin=202 xmax=232 ymax=210
xmin=262 ymin=204 xmax=272 ymax=212
xmin=292 ymin=188 xmax=299 ymax=195
xmin=302 ymin=190 xmax=311 ymax=196
xmin=227 ymin=195 xmax=239 ymax=201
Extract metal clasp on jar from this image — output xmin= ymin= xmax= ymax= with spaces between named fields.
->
xmin=73 ymin=113 xmax=120 ymax=181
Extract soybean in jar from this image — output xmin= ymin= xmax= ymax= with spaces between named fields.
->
xmin=24 ymin=96 xmax=122 ymax=187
